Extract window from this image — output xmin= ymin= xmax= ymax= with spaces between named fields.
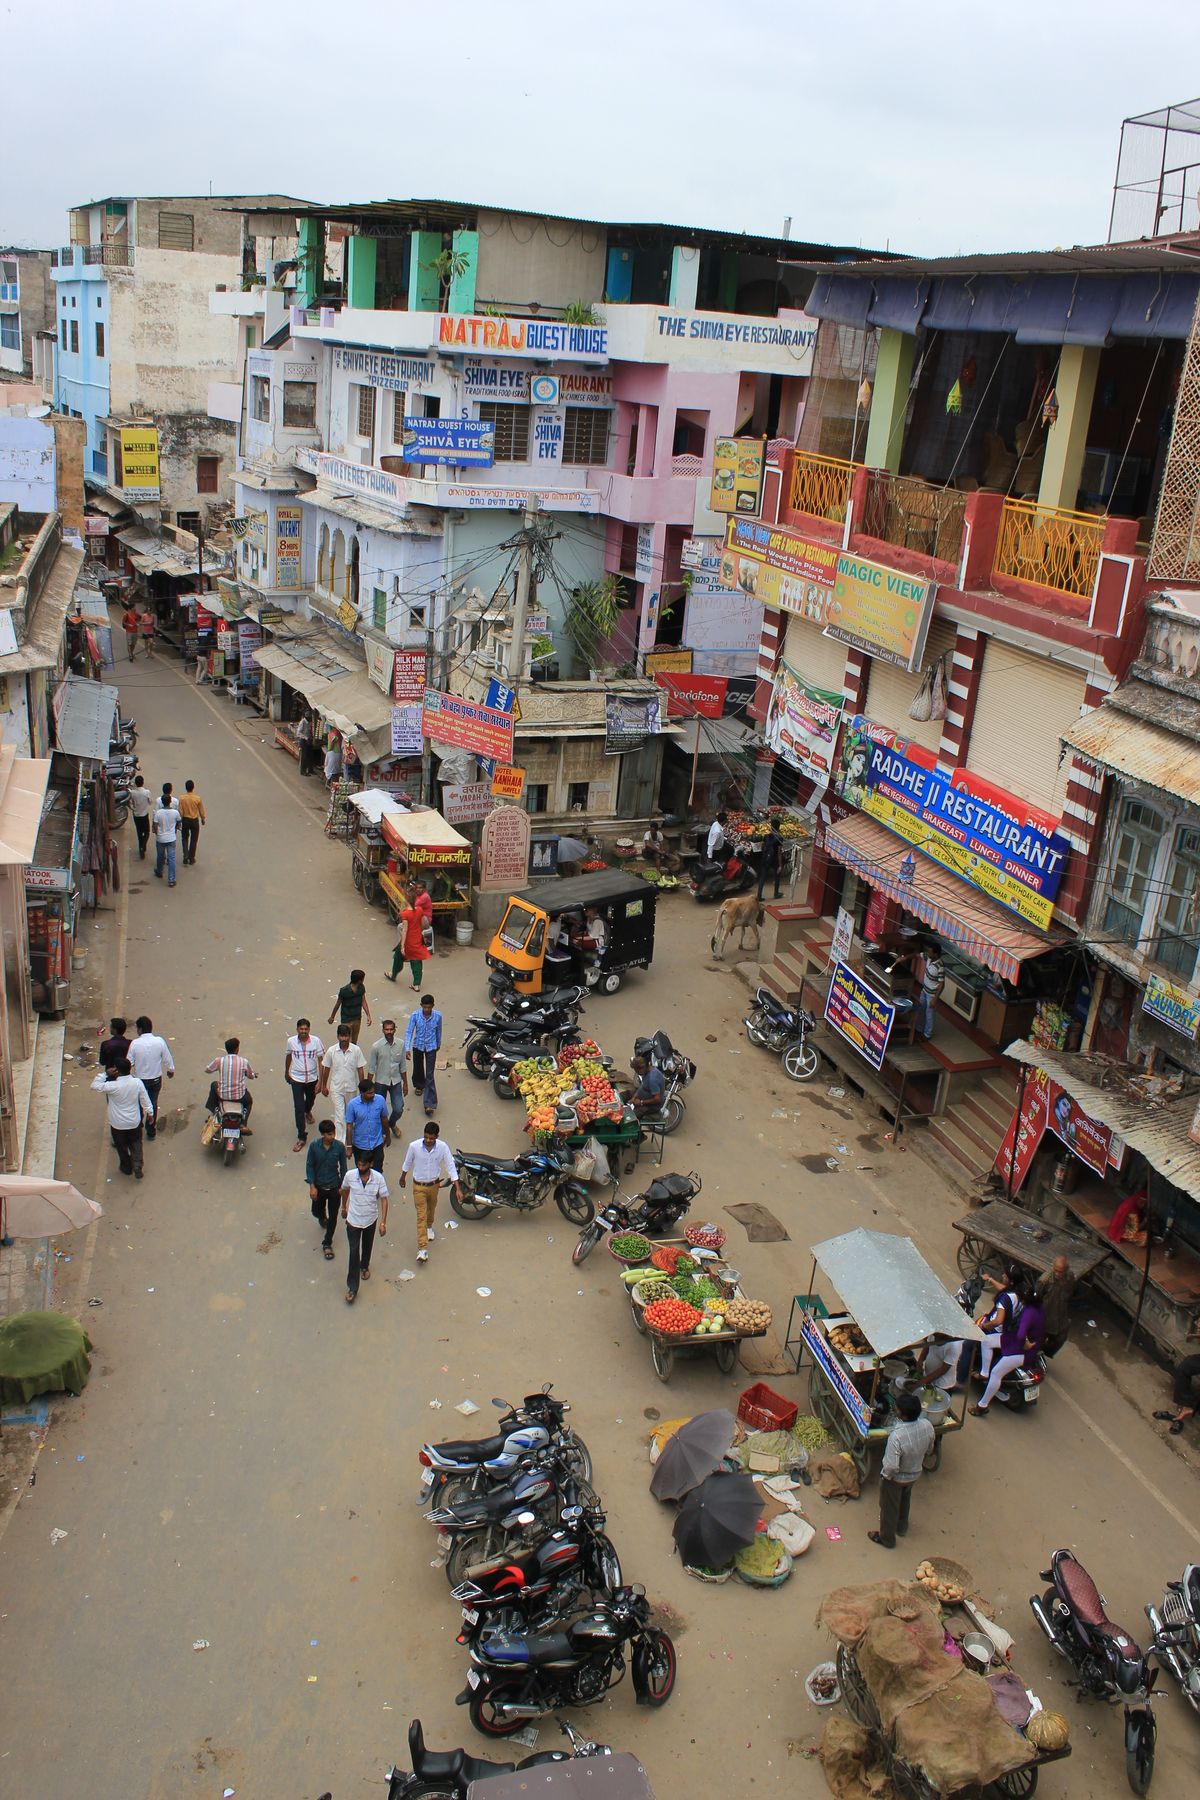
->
xmin=562 ymin=408 xmax=610 ymax=466
xmin=197 ymin=456 xmax=219 ymax=494
xmin=477 ymin=402 xmax=530 ymax=462
xmin=176 ymin=511 xmax=201 ymax=535
xmin=527 ymin=784 xmax=549 ymax=814
xmin=0 ymin=315 xmax=18 ymax=352
xmin=1103 ymin=799 xmax=1163 ymax=944
xmin=1155 ymin=826 xmax=1200 ymax=977
xmin=567 ymin=782 xmax=590 ymax=811
xmin=70 ymin=295 xmax=77 ymax=307
xmin=407 ymin=597 xmax=428 ymax=630
xmin=60 ymin=321 xmax=68 ymax=351
xmin=69 ymin=320 xmax=78 ymax=353
xmin=372 ymin=587 xmax=387 ymax=631
xmin=244 ymin=323 xmax=257 ymax=351
xmin=282 ymin=380 xmax=317 ymax=429
xmin=157 ymin=210 xmax=195 ymax=251
xmin=95 ymin=322 xmax=105 ymax=357
xmin=97 ymin=294 xmax=102 ymax=308
xmin=354 ymin=384 xmax=376 ymax=441
xmin=392 ymin=389 xmax=407 ymax=442
xmin=251 ymin=375 xmax=270 ymax=421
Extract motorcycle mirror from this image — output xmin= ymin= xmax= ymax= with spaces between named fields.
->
xmin=492 ymin=1398 xmax=508 ymax=1410
xmin=541 ymin=1381 xmax=553 ymax=1394
xmin=515 ymin=1510 xmax=537 ymax=1527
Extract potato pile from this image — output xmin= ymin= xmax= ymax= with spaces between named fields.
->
xmin=915 ymin=1560 xmax=965 ymax=1605
xmin=726 ymin=1298 xmax=772 ymax=1335
xmin=828 ymin=1323 xmax=870 ymax=1355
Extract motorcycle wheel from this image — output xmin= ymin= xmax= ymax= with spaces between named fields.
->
xmin=782 ymin=1039 xmax=820 ymax=1082
xmin=593 ymin=1536 xmax=622 ymax=1592
xmin=555 ymin=1184 xmax=594 ymax=1225
xmin=451 ymin=1171 xmax=494 ymax=1221
xmin=1125 ymin=1707 xmax=1156 ymax=1796
xmin=656 ymin=1095 xmax=685 ymax=1135
xmin=446 ymin=1532 xmax=494 ymax=1587
xmin=469 ymin=1678 xmax=530 ymax=1739
xmin=436 ymin=1476 xmax=483 ymax=1511
xmin=223 ymin=1142 xmax=236 ymax=1167
xmin=745 ymin=1013 xmax=768 ymax=1047
xmin=493 ymin=1071 xmax=519 ymax=1101
xmin=641 ymin=1629 xmax=677 ymax=1705
xmin=559 ymin=1435 xmax=593 ymax=1483
xmin=572 ymin=1224 xmax=602 ymax=1265
xmin=113 ymin=801 xmax=129 ymax=827
xmin=464 ymin=1040 xmax=492 ymax=1080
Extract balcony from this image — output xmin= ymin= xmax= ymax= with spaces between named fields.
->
xmin=860 ymin=470 xmax=967 ymax=569
xmin=992 ymin=499 xmax=1104 ymax=602
xmin=789 ymin=450 xmax=858 ymax=528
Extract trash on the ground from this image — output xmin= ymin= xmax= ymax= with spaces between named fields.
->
xmin=193 ymin=1639 xmax=209 ymax=1652
xmin=476 ymin=1286 xmax=491 ymax=1297
xmin=825 ymin=1527 xmax=842 ymax=1542
xmin=50 ymin=1528 xmax=68 ymax=1545
xmin=825 ymin=1158 xmax=839 ymax=1170
xmin=396 ymin=1269 xmax=416 ymax=1282
xmin=76 ymin=1454 xmax=85 ymax=1462
xmin=827 ymin=1086 xmax=845 ymax=1099
xmin=481 ymin=1314 xmax=492 ymax=1322
xmin=428 ymin=1399 xmax=443 ymax=1409
xmin=834 ymin=1143 xmax=847 ymax=1155
xmin=511 ymin=1726 xmax=540 ymax=1748
xmin=224 ymin=1789 xmax=235 ymax=1797
xmin=87 ymin=1297 xmax=103 ymax=1307
xmin=1086 ymin=1319 xmax=1097 ymax=1328
xmin=456 ymin=1400 xmax=479 ymax=1416
xmin=445 ymin=1220 xmax=459 ymax=1230
xmin=772 ymin=1109 xmax=788 ymax=1119
xmin=147 ymin=1287 xmax=155 ymax=1293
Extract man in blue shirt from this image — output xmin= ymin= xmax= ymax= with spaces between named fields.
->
xmin=405 ymin=993 xmax=443 ymax=1116
xmin=344 ymin=1076 xmax=392 ymax=1173
xmin=305 ymin=1119 xmax=347 ymax=1257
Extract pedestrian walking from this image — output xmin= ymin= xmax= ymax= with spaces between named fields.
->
xmin=328 ymin=967 xmax=370 ymax=1046
xmin=140 ymin=606 xmax=156 ymax=656
xmin=122 ymin=605 xmax=140 ymax=661
xmin=91 ymin=1057 xmax=154 ymax=1177
xmin=1153 ymin=1353 xmax=1200 ymax=1435
xmin=1034 ymin=1255 xmax=1077 ymax=1357
xmin=756 ymin=818 xmax=785 ymax=902
xmin=127 ymin=1015 xmax=175 ymax=1138
xmin=152 ymin=789 xmax=181 ymax=886
xmin=98 ymin=1015 xmax=131 ymax=1072
xmin=129 ymin=775 xmax=153 ymax=860
xmin=405 ymin=993 xmax=442 ymax=1114
xmin=398 ymin=1120 xmax=460 ymax=1263
xmin=178 ymin=779 xmax=206 ymax=865
xmin=340 ymin=1150 xmax=388 ymax=1303
xmin=367 ymin=1019 xmax=408 ymax=1129
xmin=296 ymin=712 xmax=315 ymax=777
xmin=306 ymin=1119 xmax=346 ymax=1260
xmin=318 ymin=1024 xmax=367 ymax=1143
xmin=386 ymin=881 xmax=432 ymax=988
xmin=345 ymin=1076 xmax=391 ymax=1173
xmin=285 ymin=1017 xmax=325 ymax=1152
xmin=868 ymin=1392 xmax=935 ymax=1548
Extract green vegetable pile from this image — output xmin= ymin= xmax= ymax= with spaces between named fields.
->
xmin=636 ymin=1279 xmax=675 ymax=1305
xmin=734 ymin=1535 xmax=786 ymax=1579
xmin=611 ymin=1232 xmax=652 ymax=1260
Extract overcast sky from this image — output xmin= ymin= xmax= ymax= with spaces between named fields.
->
xmin=5 ymin=0 xmax=1199 ymax=257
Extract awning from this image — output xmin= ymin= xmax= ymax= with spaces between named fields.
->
xmin=823 ymin=813 xmax=1065 ymax=984
xmin=355 ymin=722 xmax=399 ymax=767
xmin=810 ymin=1229 xmax=983 ymax=1353
xmin=0 ymin=545 xmax=84 ymax=674
xmin=235 ymin=465 xmax=300 ymax=492
xmin=301 ymin=486 xmax=428 ymax=533
xmin=52 ymin=674 xmax=119 ymax=760
xmin=0 ymin=748 xmax=52 ymax=864
xmin=314 ymin=671 xmax=393 ymax=737
xmin=1006 ymin=1040 xmax=1200 ymax=1204
xmin=349 ymin=788 xmax=412 ymax=825
xmin=251 ymin=643 xmax=335 ymax=703
xmin=1064 ymin=702 xmax=1200 ymax=809
xmin=85 ymin=492 xmax=133 ymax=520
xmin=381 ymin=808 xmax=469 ymax=854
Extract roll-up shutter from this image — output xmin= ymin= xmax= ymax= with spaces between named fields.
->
xmin=863 ymin=619 xmax=958 ymax=754
xmin=963 ymin=640 xmax=1087 ymax=815
xmin=780 ymin=613 xmax=849 ymax=693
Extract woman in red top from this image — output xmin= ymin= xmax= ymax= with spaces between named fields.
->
xmin=388 ymin=880 xmax=431 ymax=989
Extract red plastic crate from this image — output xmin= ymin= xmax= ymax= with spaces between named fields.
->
xmin=737 ymin=1382 xmax=798 ymax=1434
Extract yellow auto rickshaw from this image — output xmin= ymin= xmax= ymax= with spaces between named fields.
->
xmin=485 ymin=871 xmax=657 ymax=999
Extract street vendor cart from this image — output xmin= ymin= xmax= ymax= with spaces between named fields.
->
xmin=616 ymin=1237 xmax=771 ymax=1382
xmin=952 ymin=1198 xmax=1110 ymax=1286
xmin=379 ymin=807 xmax=473 ymax=925
xmin=347 ymin=788 xmax=408 ymax=907
xmin=787 ymin=1229 xmax=982 ymax=1480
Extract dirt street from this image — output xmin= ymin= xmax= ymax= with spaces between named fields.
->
xmin=0 ymin=648 xmax=1198 ymax=1799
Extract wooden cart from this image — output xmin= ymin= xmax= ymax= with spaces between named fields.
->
xmin=623 ymin=1241 xmax=767 ymax=1383
xmin=952 ymin=1198 xmax=1110 ymax=1285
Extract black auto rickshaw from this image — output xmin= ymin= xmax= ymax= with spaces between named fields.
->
xmin=486 ymin=870 xmax=657 ymax=999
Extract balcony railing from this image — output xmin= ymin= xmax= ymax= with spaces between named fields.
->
xmin=860 ymin=470 xmax=968 ymax=565
xmin=993 ymin=498 xmax=1104 ymax=600
xmin=671 ymin=454 xmax=703 ymax=479
xmin=790 ymin=449 xmax=858 ymax=523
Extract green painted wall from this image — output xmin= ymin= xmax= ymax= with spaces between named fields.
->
xmin=448 ymin=230 xmax=478 ymax=313
xmin=408 ymin=230 xmax=443 ymax=313
xmin=296 ymin=218 xmax=324 ymax=311
xmin=345 ymin=236 xmax=377 ymax=310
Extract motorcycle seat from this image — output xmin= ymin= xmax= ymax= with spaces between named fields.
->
xmin=449 ymin=1482 xmax=534 ymax=1520
xmin=432 ymin=1433 xmax=509 ymax=1460
xmin=482 ymin=1629 xmax=574 ymax=1664
xmin=1187 ymin=1566 xmax=1200 ymax=1617
xmin=646 ymin=1174 xmax=694 ymax=1201
xmin=408 ymin=1721 xmax=516 ymax=1784
xmin=1057 ymin=1554 xmax=1112 ymax=1627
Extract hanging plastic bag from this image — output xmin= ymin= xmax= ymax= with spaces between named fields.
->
xmin=930 ymin=654 xmax=950 ymax=721
xmin=909 ymin=663 xmax=935 ymax=722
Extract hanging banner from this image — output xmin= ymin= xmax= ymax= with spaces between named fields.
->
xmin=479 ymin=805 xmax=533 ymax=892
xmin=994 ymin=1066 xmax=1118 ymax=1188
xmin=654 ymin=672 xmax=728 ymax=719
xmin=423 ymin=689 xmax=515 ymax=761
xmin=491 ymin=764 xmax=526 ymax=801
xmin=237 ymin=620 xmax=262 ymax=672
xmin=393 ymin=650 xmax=427 ymax=704
xmin=604 ymin=693 xmax=662 ymax=754
xmin=709 ymin=436 xmax=765 ymax=516
xmin=275 ymin=504 xmax=302 ymax=589
xmin=365 ymin=637 xmax=396 ymax=695
xmin=824 ymin=961 xmax=896 ymax=1073
xmin=390 ymin=704 xmax=423 ymax=756
xmin=764 ymin=663 xmax=844 ymax=787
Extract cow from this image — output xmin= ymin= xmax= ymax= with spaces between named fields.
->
xmin=711 ymin=895 xmax=763 ymax=959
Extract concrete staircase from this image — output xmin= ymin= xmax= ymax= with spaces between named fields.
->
xmin=927 ymin=1064 xmax=1019 ymax=1184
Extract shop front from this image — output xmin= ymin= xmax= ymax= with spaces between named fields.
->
xmin=25 ymin=759 xmax=85 ymax=1015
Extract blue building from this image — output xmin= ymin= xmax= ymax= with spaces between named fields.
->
xmin=50 ymin=247 xmax=110 ymax=485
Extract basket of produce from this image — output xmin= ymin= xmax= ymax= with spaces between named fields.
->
xmin=557 ymin=1040 xmax=603 ymax=1070
xmin=915 ymin=1556 xmax=976 ymax=1605
xmin=684 ymin=1223 xmax=727 ymax=1252
xmin=724 ymin=1298 xmax=773 ymax=1338
xmin=608 ymin=1231 xmax=654 ymax=1266
xmin=738 ymin=1381 xmax=797 ymax=1433
xmin=643 ymin=1298 xmax=703 ymax=1337
xmin=683 ymin=1562 xmax=734 ymax=1584
xmin=734 ymin=1535 xmax=794 ymax=1587
xmin=670 ymin=1273 xmax=725 ymax=1307
xmin=632 ymin=1278 xmax=677 ymax=1311
xmin=649 ymin=1244 xmax=696 ymax=1276
xmin=827 ymin=1320 xmax=872 ymax=1357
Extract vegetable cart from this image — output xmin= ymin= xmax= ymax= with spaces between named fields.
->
xmin=952 ymin=1198 xmax=1108 ymax=1285
xmin=788 ymin=1228 xmax=983 ymax=1481
xmin=617 ymin=1239 xmax=771 ymax=1383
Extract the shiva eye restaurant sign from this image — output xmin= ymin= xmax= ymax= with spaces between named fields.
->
xmin=848 ymin=720 xmax=1071 ymax=931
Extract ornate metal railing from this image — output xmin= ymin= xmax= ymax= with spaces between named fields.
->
xmin=993 ymin=498 xmax=1104 ymax=600
xmin=789 ymin=449 xmax=858 ymax=523
xmin=860 ymin=470 xmax=968 ymax=564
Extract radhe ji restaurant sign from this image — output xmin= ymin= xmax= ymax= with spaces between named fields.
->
xmin=849 ymin=721 xmax=1071 ymax=930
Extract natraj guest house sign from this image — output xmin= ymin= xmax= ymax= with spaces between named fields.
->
xmin=438 ymin=314 xmax=608 ymax=361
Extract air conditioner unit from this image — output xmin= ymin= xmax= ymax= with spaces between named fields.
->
xmin=941 ymin=975 xmax=979 ymax=1024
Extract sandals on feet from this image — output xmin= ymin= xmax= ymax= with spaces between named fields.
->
xmin=323 ymin=1246 xmax=335 ymax=1260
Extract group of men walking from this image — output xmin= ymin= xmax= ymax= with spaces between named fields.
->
xmin=90 ymin=1016 xmax=176 ymax=1177
xmin=128 ymin=776 xmax=206 ymax=883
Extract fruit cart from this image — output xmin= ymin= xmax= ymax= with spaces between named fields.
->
xmin=788 ymin=1228 xmax=983 ymax=1481
xmin=613 ymin=1238 xmax=771 ymax=1382
xmin=821 ymin=1572 xmax=1072 ymax=1799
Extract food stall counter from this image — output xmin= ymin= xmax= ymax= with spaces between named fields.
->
xmin=380 ymin=807 xmax=472 ymax=917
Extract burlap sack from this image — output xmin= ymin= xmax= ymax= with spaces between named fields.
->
xmin=891 ymin=1668 xmax=1038 ymax=1792
xmin=818 ymin=1716 xmax=897 ymax=1800
xmin=858 ymin=1608 xmax=959 ymax=1730
xmin=817 ymin=1581 xmax=940 ymax=1648
xmin=810 ymin=1451 xmax=862 ymax=1500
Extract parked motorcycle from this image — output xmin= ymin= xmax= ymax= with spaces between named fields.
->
xmin=689 ymin=842 xmax=757 ymax=902
xmin=109 ymin=712 xmax=137 ymax=753
xmin=418 ymin=1386 xmax=590 ymax=1507
xmin=453 ymin=1500 xmax=623 ymax=1646
xmin=388 ymin=1717 xmax=609 ymax=1799
xmin=429 ymin=1461 xmax=596 ymax=1587
xmin=488 ymin=967 xmax=588 ymax=1011
xmin=571 ymin=1172 xmax=701 ymax=1265
xmin=1029 ymin=1548 xmax=1157 ymax=1793
xmin=954 ymin=1274 xmax=1045 ymax=1411
xmin=743 ymin=985 xmax=820 ymax=1081
xmin=463 ymin=1005 xmax=583 ymax=1080
xmin=633 ymin=1030 xmax=696 ymax=1089
xmin=459 ymin=1583 xmax=676 ymax=1737
xmin=1146 ymin=1563 xmax=1200 ymax=1719
xmin=452 ymin=1143 xmax=594 ymax=1226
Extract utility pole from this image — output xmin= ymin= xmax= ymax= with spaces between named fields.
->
xmin=506 ymin=501 xmax=538 ymax=685
xmin=196 ymin=516 xmax=206 ymax=596
xmin=420 ymin=594 xmax=437 ymax=806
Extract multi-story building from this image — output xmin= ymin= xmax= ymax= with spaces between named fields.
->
xmin=0 ymin=248 xmax=55 ymax=382
xmin=51 ymin=195 xmax=301 ymax=530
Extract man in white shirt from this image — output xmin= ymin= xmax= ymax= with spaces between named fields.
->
xmin=285 ymin=1017 xmax=325 ymax=1152
xmin=152 ymin=788 xmax=181 ymax=887
xmin=128 ymin=1015 xmax=175 ymax=1139
xmin=706 ymin=811 xmax=729 ymax=862
xmin=398 ymin=1121 xmax=460 ymax=1262
xmin=129 ymin=775 xmax=154 ymax=861
xmin=319 ymin=1024 xmax=368 ymax=1143
xmin=340 ymin=1150 xmax=388 ymax=1303
xmin=92 ymin=1057 xmax=154 ymax=1178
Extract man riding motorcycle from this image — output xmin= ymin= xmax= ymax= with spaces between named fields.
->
xmin=205 ymin=1036 xmax=257 ymax=1132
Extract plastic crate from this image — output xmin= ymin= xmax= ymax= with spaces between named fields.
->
xmin=738 ymin=1382 xmax=798 ymax=1434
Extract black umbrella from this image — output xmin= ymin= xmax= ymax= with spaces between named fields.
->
xmin=650 ymin=1410 xmax=736 ymax=1503
xmin=672 ymin=1471 xmax=762 ymax=1568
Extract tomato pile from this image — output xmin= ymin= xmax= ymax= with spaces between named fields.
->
xmin=643 ymin=1298 xmax=702 ymax=1336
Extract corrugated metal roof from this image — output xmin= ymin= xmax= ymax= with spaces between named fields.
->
xmin=810 ymin=1229 xmax=984 ymax=1354
xmin=1006 ymin=1040 xmax=1200 ymax=1203
xmin=301 ymin=487 xmax=420 ymax=532
xmin=1063 ymin=701 xmax=1200 ymax=808
xmin=790 ymin=234 xmax=1200 ymax=281
xmin=0 ymin=545 xmax=84 ymax=674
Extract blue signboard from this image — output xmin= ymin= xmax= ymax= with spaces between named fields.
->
xmin=801 ymin=1314 xmax=873 ymax=1436
xmin=824 ymin=960 xmax=896 ymax=1073
xmin=478 ymin=679 xmax=516 ymax=777
xmin=402 ymin=417 xmax=495 ymax=467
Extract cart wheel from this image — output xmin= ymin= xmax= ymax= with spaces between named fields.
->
xmin=631 ymin=1297 xmax=648 ymax=1336
xmin=836 ymin=1646 xmax=880 ymax=1730
xmin=991 ymin=1766 xmax=1039 ymax=1799
xmin=890 ymin=1755 xmax=938 ymax=1800
xmin=601 ymin=972 xmax=621 ymax=995
xmin=715 ymin=1340 xmax=738 ymax=1374
xmin=650 ymin=1338 xmax=674 ymax=1382
xmin=351 ymin=860 xmax=365 ymax=893
xmin=364 ymin=875 xmax=380 ymax=907
xmin=956 ymin=1234 xmax=990 ymax=1278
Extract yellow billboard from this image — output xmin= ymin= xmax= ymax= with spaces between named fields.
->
xmin=120 ymin=427 xmax=160 ymax=501
xmin=861 ymin=788 xmax=1057 ymax=930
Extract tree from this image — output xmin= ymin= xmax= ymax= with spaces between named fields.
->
xmin=563 ymin=576 xmax=622 ymax=674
